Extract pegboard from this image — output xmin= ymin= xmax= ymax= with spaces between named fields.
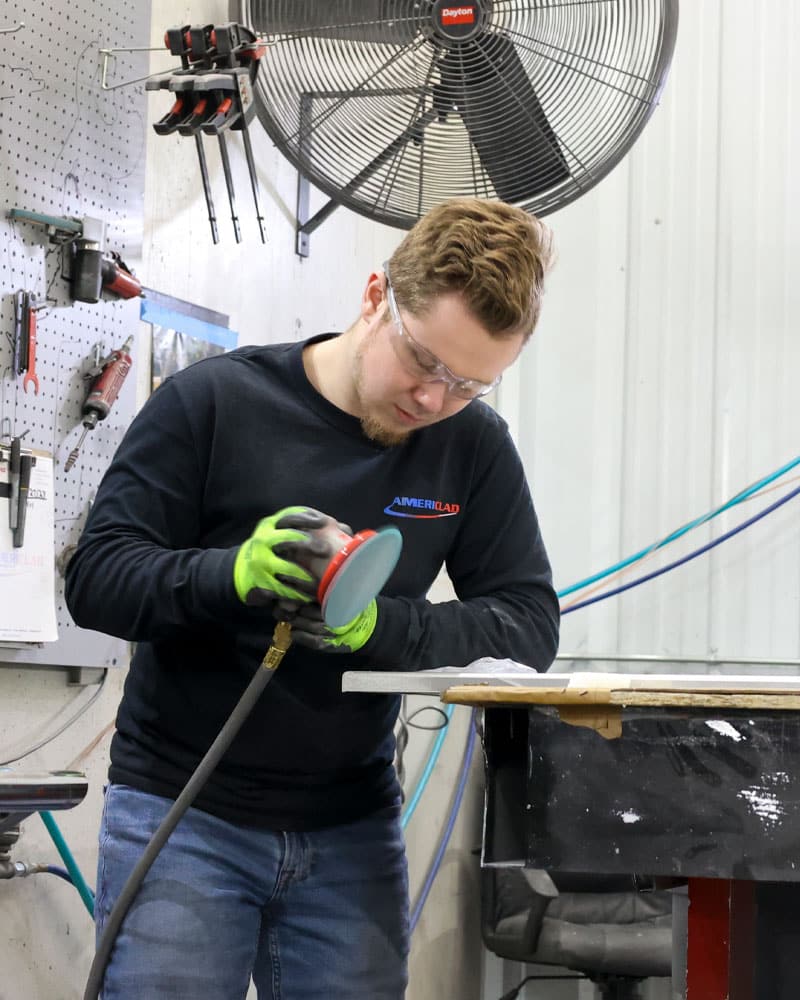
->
xmin=0 ymin=0 xmax=151 ymax=669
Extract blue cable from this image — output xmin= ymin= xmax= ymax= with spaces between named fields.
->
xmin=563 ymin=482 xmax=800 ymax=614
xmin=39 ymin=811 xmax=95 ymax=917
xmin=401 ymin=703 xmax=455 ymax=831
xmin=44 ymin=865 xmax=74 ymax=884
xmin=558 ymin=454 xmax=800 ymax=598
xmin=410 ymin=708 xmax=477 ymax=932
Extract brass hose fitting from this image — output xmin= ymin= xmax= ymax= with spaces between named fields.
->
xmin=261 ymin=620 xmax=292 ymax=671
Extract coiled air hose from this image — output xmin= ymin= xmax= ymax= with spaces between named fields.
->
xmin=83 ymin=621 xmax=293 ymax=1000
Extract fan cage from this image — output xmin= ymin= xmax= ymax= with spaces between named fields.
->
xmin=234 ymin=1 xmax=679 ymax=229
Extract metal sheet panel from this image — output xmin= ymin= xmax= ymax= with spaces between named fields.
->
xmin=508 ymin=1 xmax=800 ymax=667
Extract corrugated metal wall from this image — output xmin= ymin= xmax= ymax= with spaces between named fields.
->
xmin=504 ymin=1 xmax=800 ymax=672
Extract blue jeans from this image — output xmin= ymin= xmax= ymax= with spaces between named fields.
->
xmin=96 ymin=784 xmax=409 ymax=999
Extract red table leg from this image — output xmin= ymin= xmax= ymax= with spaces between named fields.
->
xmin=686 ymin=878 xmax=756 ymax=1000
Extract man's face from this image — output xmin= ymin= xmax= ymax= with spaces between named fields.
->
xmin=353 ymin=275 xmax=524 ymax=446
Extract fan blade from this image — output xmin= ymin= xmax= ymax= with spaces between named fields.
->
xmin=439 ymin=35 xmax=571 ymax=203
xmin=251 ymin=1 xmax=419 ymax=45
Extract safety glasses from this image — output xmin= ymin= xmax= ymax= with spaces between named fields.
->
xmin=383 ymin=263 xmax=501 ymax=400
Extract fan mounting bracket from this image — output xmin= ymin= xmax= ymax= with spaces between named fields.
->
xmin=295 ymin=172 xmax=340 ymax=258
xmin=294 ymin=177 xmax=339 ymax=257
xmin=296 ymin=170 xmax=311 ymax=257
xmin=294 ymin=92 xmax=341 ymax=257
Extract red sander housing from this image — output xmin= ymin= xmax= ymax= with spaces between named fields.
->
xmin=310 ymin=524 xmax=403 ymax=628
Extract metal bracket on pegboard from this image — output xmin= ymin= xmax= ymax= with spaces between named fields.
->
xmin=0 ymin=21 xmax=24 ymax=34
xmin=99 ymin=44 xmax=176 ymax=91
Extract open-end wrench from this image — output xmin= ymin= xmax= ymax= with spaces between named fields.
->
xmin=22 ymin=301 xmax=39 ymax=394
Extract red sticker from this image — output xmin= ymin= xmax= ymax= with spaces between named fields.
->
xmin=442 ymin=6 xmax=476 ymax=25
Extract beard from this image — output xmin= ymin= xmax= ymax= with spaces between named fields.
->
xmin=359 ymin=413 xmax=411 ymax=447
xmin=354 ymin=332 xmax=413 ymax=447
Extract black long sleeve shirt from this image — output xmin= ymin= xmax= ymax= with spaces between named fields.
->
xmin=65 ymin=336 xmax=559 ymax=829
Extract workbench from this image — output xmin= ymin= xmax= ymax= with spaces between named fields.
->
xmin=343 ymin=665 xmax=800 ymax=1000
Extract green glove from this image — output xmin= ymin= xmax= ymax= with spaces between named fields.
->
xmin=278 ymin=600 xmax=378 ymax=654
xmin=234 ymin=507 xmax=331 ymax=606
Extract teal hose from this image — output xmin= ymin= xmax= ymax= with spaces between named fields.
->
xmin=401 ymin=703 xmax=455 ymax=831
xmin=558 ymin=453 xmax=800 ymax=598
xmin=39 ymin=811 xmax=95 ymax=917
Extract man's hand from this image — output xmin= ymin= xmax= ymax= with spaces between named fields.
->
xmin=234 ymin=507 xmax=331 ymax=606
xmin=276 ymin=600 xmax=377 ymax=653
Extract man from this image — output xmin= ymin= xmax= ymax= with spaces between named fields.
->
xmin=66 ymin=196 xmax=560 ymax=999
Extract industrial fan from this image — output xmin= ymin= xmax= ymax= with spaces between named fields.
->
xmin=234 ymin=0 xmax=679 ymax=231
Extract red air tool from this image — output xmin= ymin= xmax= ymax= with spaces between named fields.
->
xmin=64 ymin=335 xmax=134 ymax=472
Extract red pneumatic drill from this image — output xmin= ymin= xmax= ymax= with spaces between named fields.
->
xmin=64 ymin=335 xmax=134 ymax=472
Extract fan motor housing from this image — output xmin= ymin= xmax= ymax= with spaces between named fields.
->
xmin=432 ymin=1 xmax=487 ymax=43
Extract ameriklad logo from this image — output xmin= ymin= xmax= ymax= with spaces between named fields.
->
xmin=384 ymin=496 xmax=461 ymax=519
xmin=442 ymin=6 xmax=476 ymax=25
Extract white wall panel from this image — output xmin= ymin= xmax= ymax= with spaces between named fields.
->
xmin=510 ymin=1 xmax=800 ymax=668
xmin=502 ymin=165 xmax=632 ymax=657
xmin=613 ymin=0 xmax=722 ymax=658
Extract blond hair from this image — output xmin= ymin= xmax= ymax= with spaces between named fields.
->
xmin=387 ymin=197 xmax=554 ymax=340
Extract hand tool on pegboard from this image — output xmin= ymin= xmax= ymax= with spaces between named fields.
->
xmin=21 ymin=294 xmax=39 ymax=394
xmin=64 ymin=335 xmax=134 ymax=472
xmin=6 ymin=211 xmax=143 ymax=303
xmin=7 ymin=434 xmax=21 ymax=531
xmin=147 ymin=22 xmax=268 ymax=244
xmin=12 ymin=290 xmax=42 ymax=394
xmin=12 ymin=290 xmax=27 ymax=377
xmin=13 ymin=450 xmax=33 ymax=548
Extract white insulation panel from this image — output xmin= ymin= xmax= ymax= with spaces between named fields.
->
xmin=503 ymin=1 xmax=800 ymax=667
